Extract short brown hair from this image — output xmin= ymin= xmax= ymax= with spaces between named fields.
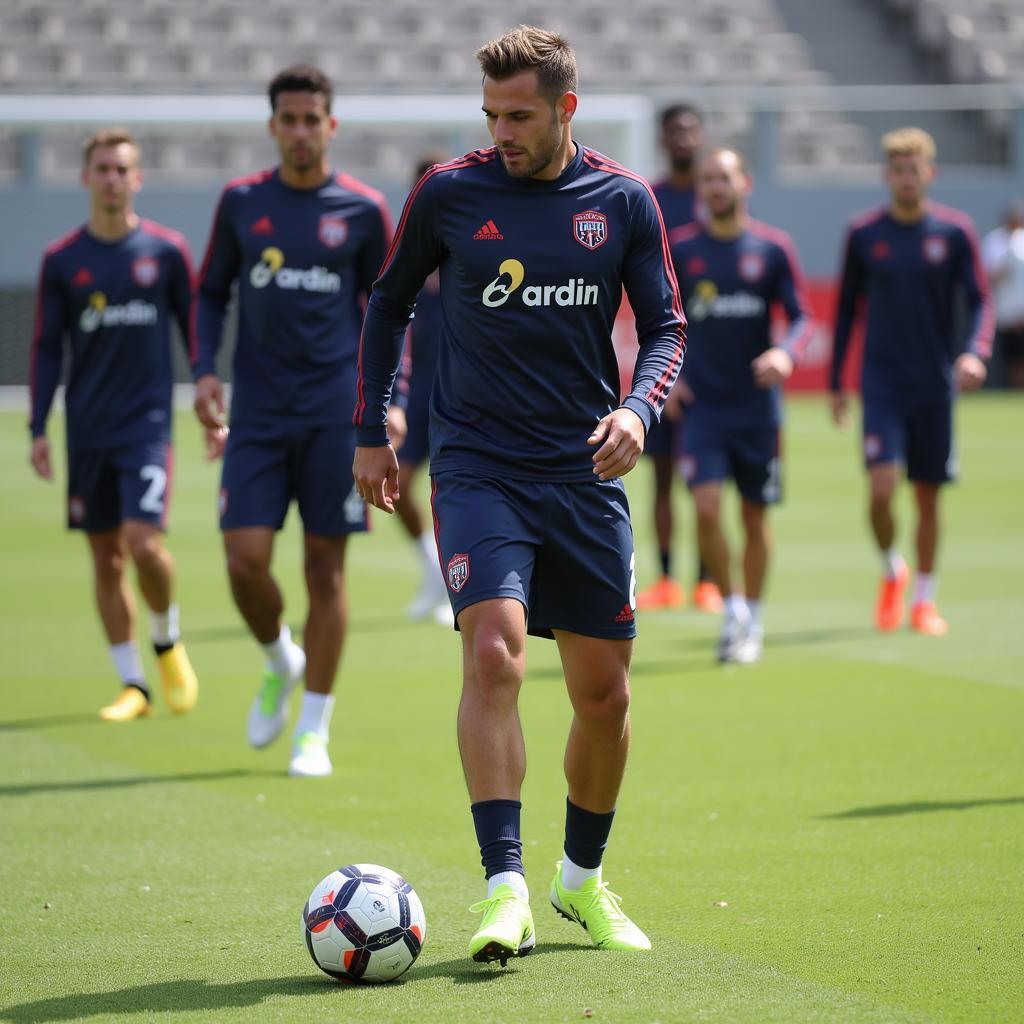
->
xmin=268 ymin=64 xmax=333 ymax=112
xmin=82 ymin=127 xmax=139 ymax=168
xmin=882 ymin=127 xmax=936 ymax=161
xmin=475 ymin=25 xmax=577 ymax=100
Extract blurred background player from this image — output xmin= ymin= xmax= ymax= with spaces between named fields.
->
xmin=671 ymin=148 xmax=813 ymax=663
xmin=981 ymin=201 xmax=1024 ymax=390
xmin=27 ymin=128 xmax=199 ymax=721
xmin=192 ymin=66 xmax=392 ymax=776
xmin=831 ymin=128 xmax=992 ymax=636
xmin=636 ymin=103 xmax=721 ymax=615
xmin=388 ymin=151 xmax=454 ymax=626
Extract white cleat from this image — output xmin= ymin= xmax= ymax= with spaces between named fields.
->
xmin=289 ymin=731 xmax=333 ymax=777
xmin=716 ymin=612 xmax=750 ymax=664
xmin=432 ymin=601 xmax=456 ymax=627
xmin=408 ymin=569 xmax=454 ymax=626
xmin=734 ymin=624 xmax=764 ymax=664
xmin=247 ymin=646 xmax=305 ymax=749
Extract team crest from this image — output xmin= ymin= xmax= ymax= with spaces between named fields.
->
xmin=318 ymin=214 xmax=348 ymax=249
xmin=686 ymin=255 xmax=707 ymax=275
xmin=573 ymin=210 xmax=608 ymax=250
xmin=447 ymin=553 xmax=470 ymax=593
xmin=678 ymin=455 xmax=697 ymax=483
xmin=218 ymin=488 xmax=228 ymax=518
xmin=923 ymin=235 xmax=948 ymax=264
xmin=738 ymin=251 xmax=765 ymax=283
xmin=132 ymin=256 xmax=159 ymax=287
xmin=68 ymin=496 xmax=86 ymax=523
xmin=864 ymin=434 xmax=883 ymax=461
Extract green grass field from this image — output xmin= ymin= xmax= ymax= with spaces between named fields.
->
xmin=1 ymin=396 xmax=1022 ymax=1024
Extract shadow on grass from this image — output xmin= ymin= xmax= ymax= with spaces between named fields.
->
xmin=184 ymin=613 xmax=412 ymax=646
xmin=0 ymin=976 xmax=320 ymax=1023
xmin=821 ymin=796 xmax=1024 ymax=819
xmin=0 ymin=714 xmax=106 ymax=732
xmin=0 ymin=768 xmax=283 ymax=798
xmin=415 ymin=942 xmax=584 ymax=984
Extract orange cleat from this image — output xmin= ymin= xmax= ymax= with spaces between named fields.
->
xmin=691 ymin=580 xmax=724 ymax=614
xmin=910 ymin=601 xmax=948 ymax=636
xmin=875 ymin=563 xmax=909 ymax=631
xmin=636 ymin=576 xmax=686 ymax=611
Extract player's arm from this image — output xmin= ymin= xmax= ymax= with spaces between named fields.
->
xmin=953 ymin=221 xmax=994 ymax=392
xmin=353 ymin=175 xmax=443 ymax=511
xmin=830 ymin=226 xmax=865 ymax=426
xmin=597 ymin=189 xmax=686 ymax=480
xmin=192 ymin=189 xmax=240 ymax=429
xmin=27 ymin=253 xmax=68 ymax=480
xmin=753 ymin=236 xmax=815 ymax=388
xmin=168 ymin=235 xmax=197 ymax=362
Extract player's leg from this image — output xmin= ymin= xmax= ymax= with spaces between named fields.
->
xmin=394 ymin=458 xmax=451 ymax=624
xmin=863 ymin=404 xmax=909 ymax=630
xmin=432 ymin=471 xmax=537 ymax=964
xmin=678 ymin=417 xmax=723 ymax=614
xmin=906 ymin=400 xmax=954 ymax=635
xmin=636 ymin=421 xmax=685 ymax=609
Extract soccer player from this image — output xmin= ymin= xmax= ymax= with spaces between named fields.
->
xmin=831 ymin=128 xmax=992 ymax=636
xmin=670 ymin=148 xmax=813 ymax=664
xmin=389 ymin=152 xmax=455 ymax=626
xmin=353 ymin=26 xmax=685 ymax=964
xmin=28 ymin=127 xmax=199 ymax=721
xmin=981 ymin=202 xmax=1024 ymax=389
xmin=192 ymin=65 xmax=392 ymax=776
xmin=636 ymin=103 xmax=723 ymax=614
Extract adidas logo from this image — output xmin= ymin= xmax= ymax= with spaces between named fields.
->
xmin=473 ymin=219 xmax=504 ymax=240
xmin=71 ymin=267 xmax=94 ymax=287
xmin=250 ymin=215 xmax=274 ymax=235
xmin=615 ymin=604 xmax=635 ymax=623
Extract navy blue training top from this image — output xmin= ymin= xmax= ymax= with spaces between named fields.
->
xmin=831 ymin=202 xmax=993 ymax=403
xmin=354 ymin=144 xmax=686 ymax=482
xmin=194 ymin=168 xmax=392 ymax=427
xmin=30 ymin=220 xmax=193 ymax=450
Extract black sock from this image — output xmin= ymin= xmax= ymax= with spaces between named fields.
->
xmin=564 ymin=798 xmax=615 ymax=871
xmin=659 ymin=549 xmax=672 ymax=578
xmin=471 ymin=799 xmax=523 ymax=879
xmin=126 ymin=681 xmax=151 ymax=701
xmin=698 ymin=557 xmax=713 ymax=583
xmin=153 ymin=641 xmax=175 ymax=657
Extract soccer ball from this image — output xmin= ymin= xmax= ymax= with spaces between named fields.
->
xmin=301 ymin=863 xmax=426 ymax=983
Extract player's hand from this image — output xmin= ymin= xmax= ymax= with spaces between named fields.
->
xmin=588 ymin=407 xmax=645 ymax=481
xmin=830 ymin=391 xmax=850 ymax=429
xmin=752 ymin=347 xmax=794 ymax=388
xmin=662 ymin=378 xmax=694 ymax=422
xmin=954 ymin=352 xmax=987 ymax=392
xmin=353 ymin=444 xmax=400 ymax=513
xmin=194 ymin=374 xmax=226 ymax=430
xmin=204 ymin=425 xmax=228 ymax=461
xmin=387 ymin=405 xmax=408 ymax=453
xmin=30 ymin=436 xmax=52 ymax=480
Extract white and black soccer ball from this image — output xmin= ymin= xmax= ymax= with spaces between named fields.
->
xmin=302 ymin=864 xmax=426 ymax=983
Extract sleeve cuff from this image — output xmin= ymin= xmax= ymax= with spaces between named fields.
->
xmin=620 ymin=396 xmax=655 ymax=435
xmin=356 ymin=426 xmax=391 ymax=447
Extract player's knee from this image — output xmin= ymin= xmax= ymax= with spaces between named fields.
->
xmin=575 ymin=677 xmax=631 ymax=729
xmin=693 ymin=498 xmax=718 ymax=528
xmin=226 ymin=545 xmax=268 ymax=587
xmin=93 ymin=547 xmax=125 ymax=585
xmin=466 ymin=629 xmax=524 ymax=694
xmin=126 ymin=531 xmax=163 ymax=568
xmin=304 ymin=552 xmax=343 ymax=603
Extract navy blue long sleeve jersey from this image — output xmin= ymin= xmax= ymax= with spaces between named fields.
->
xmin=29 ymin=220 xmax=193 ymax=449
xmin=354 ymin=144 xmax=686 ymax=481
xmin=194 ymin=168 xmax=392 ymax=426
xmin=652 ymin=178 xmax=697 ymax=233
xmin=669 ymin=220 xmax=813 ymax=427
xmin=831 ymin=203 xmax=994 ymax=402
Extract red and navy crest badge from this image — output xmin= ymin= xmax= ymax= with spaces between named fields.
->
xmin=447 ymin=553 xmax=470 ymax=593
xmin=132 ymin=256 xmax=159 ymax=288
xmin=573 ymin=210 xmax=608 ymax=250
xmin=923 ymin=235 xmax=948 ymax=264
xmin=318 ymin=214 xmax=348 ymax=249
xmin=68 ymin=496 xmax=86 ymax=523
xmin=738 ymin=251 xmax=765 ymax=283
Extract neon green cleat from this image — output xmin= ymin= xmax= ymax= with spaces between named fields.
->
xmin=550 ymin=862 xmax=651 ymax=951
xmin=468 ymin=884 xmax=536 ymax=965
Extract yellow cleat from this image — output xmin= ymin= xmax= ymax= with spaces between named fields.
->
xmin=157 ymin=642 xmax=198 ymax=714
xmin=99 ymin=686 xmax=151 ymax=722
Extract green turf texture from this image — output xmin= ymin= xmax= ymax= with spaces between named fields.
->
xmin=1 ymin=396 xmax=1021 ymax=1024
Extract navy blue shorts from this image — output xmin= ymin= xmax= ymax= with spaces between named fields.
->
xmin=67 ymin=440 xmax=172 ymax=533
xmin=430 ymin=472 xmax=637 ymax=640
xmin=862 ymin=400 xmax=955 ymax=484
xmin=642 ymin=414 xmax=680 ymax=459
xmin=679 ymin=413 xmax=782 ymax=505
xmin=219 ymin=422 xmax=367 ymax=536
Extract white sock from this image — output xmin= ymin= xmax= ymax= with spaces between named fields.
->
xmin=914 ymin=572 xmax=937 ymax=605
xmin=747 ymin=599 xmax=762 ymax=628
xmin=560 ymin=854 xmax=600 ymax=891
xmin=415 ymin=531 xmax=438 ymax=572
xmin=296 ymin=691 xmax=334 ymax=739
xmin=488 ymin=871 xmax=529 ymax=901
xmin=881 ymin=547 xmax=904 ymax=580
xmin=725 ymin=593 xmax=750 ymax=623
xmin=150 ymin=604 xmax=180 ymax=646
xmin=109 ymin=642 xmax=145 ymax=686
xmin=263 ymin=624 xmax=300 ymax=679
